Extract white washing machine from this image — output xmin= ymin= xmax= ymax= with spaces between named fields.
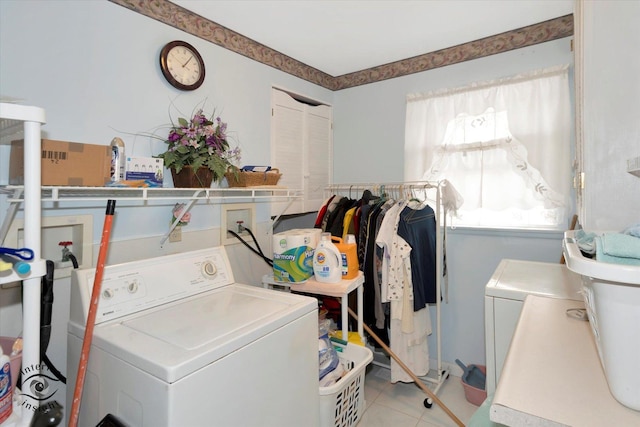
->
xmin=484 ymin=259 xmax=583 ymax=395
xmin=67 ymin=247 xmax=319 ymax=427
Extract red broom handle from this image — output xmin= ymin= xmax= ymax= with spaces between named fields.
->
xmin=69 ymin=200 xmax=116 ymax=427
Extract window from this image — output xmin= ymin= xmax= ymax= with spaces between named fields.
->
xmin=404 ymin=66 xmax=572 ymax=229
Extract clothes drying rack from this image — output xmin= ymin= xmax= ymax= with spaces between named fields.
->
xmin=324 ymin=181 xmax=450 ymax=408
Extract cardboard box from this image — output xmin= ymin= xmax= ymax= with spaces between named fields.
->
xmin=10 ymin=139 xmax=111 ymax=186
xmin=125 ymin=156 xmax=164 ymax=186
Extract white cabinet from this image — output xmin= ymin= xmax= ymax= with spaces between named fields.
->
xmin=271 ymin=88 xmax=332 ymax=216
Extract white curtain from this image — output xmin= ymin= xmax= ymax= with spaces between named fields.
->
xmin=405 ymin=66 xmax=571 ymax=228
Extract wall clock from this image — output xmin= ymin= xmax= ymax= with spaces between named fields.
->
xmin=159 ymin=40 xmax=205 ymax=91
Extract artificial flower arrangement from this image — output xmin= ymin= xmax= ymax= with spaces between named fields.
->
xmin=156 ymin=108 xmax=241 ymax=185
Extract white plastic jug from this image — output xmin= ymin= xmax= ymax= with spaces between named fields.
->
xmin=313 ymin=232 xmax=342 ymax=283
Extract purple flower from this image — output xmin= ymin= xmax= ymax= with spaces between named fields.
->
xmin=168 ymin=130 xmax=181 ymax=142
xmin=205 ymin=135 xmax=220 ymax=150
xmin=184 ymin=127 xmax=198 ymax=138
xmin=191 ymin=109 xmax=206 ymax=126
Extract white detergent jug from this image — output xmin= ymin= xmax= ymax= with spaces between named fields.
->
xmin=313 ymin=232 xmax=342 ymax=283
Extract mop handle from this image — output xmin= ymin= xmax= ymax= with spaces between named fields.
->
xmin=69 ymin=200 xmax=116 ymax=427
xmin=348 ymin=307 xmax=465 ymax=427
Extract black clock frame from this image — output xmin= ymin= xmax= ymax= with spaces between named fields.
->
xmin=159 ymin=40 xmax=206 ymax=91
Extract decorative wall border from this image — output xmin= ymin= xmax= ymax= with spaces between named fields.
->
xmin=109 ymin=0 xmax=573 ymax=91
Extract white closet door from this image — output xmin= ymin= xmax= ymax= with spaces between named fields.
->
xmin=305 ymin=105 xmax=332 ymax=211
xmin=271 ymin=88 xmax=332 ymax=216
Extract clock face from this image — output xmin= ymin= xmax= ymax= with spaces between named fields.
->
xmin=160 ymin=41 xmax=205 ymax=91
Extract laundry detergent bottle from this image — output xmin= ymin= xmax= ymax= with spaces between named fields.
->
xmin=313 ymin=232 xmax=342 ymax=283
xmin=332 ymin=234 xmax=359 ymax=280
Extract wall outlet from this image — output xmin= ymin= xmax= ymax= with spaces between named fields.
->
xmin=169 ymin=227 xmax=182 ymax=242
xmin=221 ymin=203 xmax=256 ymax=245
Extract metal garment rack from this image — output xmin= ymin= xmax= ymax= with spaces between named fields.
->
xmin=324 ymin=181 xmax=450 ymax=407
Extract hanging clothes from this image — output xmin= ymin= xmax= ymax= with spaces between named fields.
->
xmin=389 ymin=308 xmax=431 ymax=383
xmin=342 ymin=206 xmax=357 ymax=239
xmin=371 ymin=200 xmax=395 ymax=329
xmin=376 ymin=199 xmax=432 ymax=383
xmin=314 ymin=195 xmax=335 ymax=228
xmin=361 ymin=199 xmax=389 ymax=344
xmin=327 ymin=197 xmax=357 ymax=237
xmin=397 ymin=203 xmax=437 ymax=308
xmin=320 ymin=196 xmax=344 ymax=231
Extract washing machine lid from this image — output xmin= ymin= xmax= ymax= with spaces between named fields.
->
xmin=485 ymin=259 xmax=582 ymax=301
xmin=84 ymin=283 xmax=316 ymax=383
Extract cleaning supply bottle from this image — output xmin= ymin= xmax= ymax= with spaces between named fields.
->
xmin=0 ymin=343 xmax=12 ymax=424
xmin=313 ymin=232 xmax=342 ymax=283
xmin=110 ymin=137 xmax=125 ymax=182
xmin=332 ymin=234 xmax=359 ymax=280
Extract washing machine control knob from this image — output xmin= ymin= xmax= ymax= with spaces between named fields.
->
xmin=127 ymin=281 xmax=139 ymax=293
xmin=201 ymin=261 xmax=217 ymax=278
xmin=102 ymin=288 xmax=114 ymax=299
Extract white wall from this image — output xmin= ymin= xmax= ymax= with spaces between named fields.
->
xmin=581 ymin=0 xmax=640 ymax=231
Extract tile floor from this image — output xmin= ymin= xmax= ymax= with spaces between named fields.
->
xmin=357 ymin=363 xmax=480 ymax=427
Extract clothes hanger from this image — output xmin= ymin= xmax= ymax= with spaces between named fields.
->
xmin=408 ymin=185 xmax=422 ymax=203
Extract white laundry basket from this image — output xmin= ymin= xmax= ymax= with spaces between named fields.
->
xmin=319 ymin=343 xmax=373 ymax=427
xmin=563 ymin=231 xmax=640 ymax=411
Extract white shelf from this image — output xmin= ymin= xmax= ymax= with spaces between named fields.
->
xmin=0 ymin=259 xmax=47 ymax=286
xmin=1 ymin=102 xmax=46 ymax=427
xmin=0 ymin=103 xmax=46 ymax=144
xmin=262 ymin=271 xmax=365 ymax=344
xmin=0 ymin=185 xmax=302 ymax=203
xmin=1 ymin=185 xmax=302 ymax=248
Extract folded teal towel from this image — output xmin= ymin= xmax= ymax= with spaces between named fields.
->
xmin=595 ymin=233 xmax=640 ymax=266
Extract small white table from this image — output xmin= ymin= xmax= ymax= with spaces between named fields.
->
xmin=262 ymin=271 xmax=365 ymax=344
xmin=491 ymin=295 xmax=640 ymax=426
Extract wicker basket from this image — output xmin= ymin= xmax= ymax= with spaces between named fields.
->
xmin=225 ymin=168 xmax=282 ymax=187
